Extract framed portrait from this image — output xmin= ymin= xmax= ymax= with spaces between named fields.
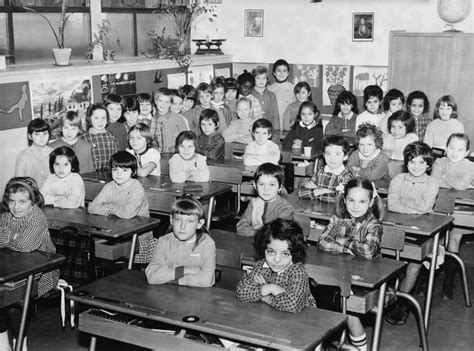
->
xmin=244 ymin=9 xmax=264 ymax=37
xmin=353 ymin=12 xmax=374 ymax=42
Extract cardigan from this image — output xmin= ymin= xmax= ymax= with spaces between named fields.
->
xmin=168 ymin=153 xmax=210 ymax=183
xmin=197 ymin=132 xmax=225 ymax=160
xmin=149 ymin=110 xmax=188 ymax=153
xmin=15 ymin=145 xmax=53 ymax=188
xmin=431 ymin=157 xmax=474 ymax=190
xmin=251 ymin=88 xmax=280 ymax=130
xmin=268 ymin=81 xmax=296 ymax=128
xmin=423 ymin=119 xmax=464 ymax=150
xmin=324 ymin=113 xmax=358 ymax=138
xmin=243 ymin=140 xmax=281 ymax=166
xmin=282 ymin=122 xmax=324 ymax=153
xmin=49 ymin=138 xmax=94 ymax=174
xmin=222 ymin=118 xmax=255 ymax=144
xmin=41 ymin=172 xmax=85 ymax=208
xmin=106 ymin=122 xmax=128 ymax=151
xmin=346 ymin=149 xmax=390 ymax=181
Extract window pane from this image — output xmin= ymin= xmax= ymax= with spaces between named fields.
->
xmin=12 ymin=0 xmax=89 ymax=6
xmin=13 ymin=13 xmax=90 ymax=64
xmin=102 ymin=0 xmax=165 ymax=8
xmin=101 ymin=13 xmax=134 ymax=57
xmin=0 ymin=14 xmax=8 ymax=55
xmin=137 ymin=12 xmax=179 ymax=57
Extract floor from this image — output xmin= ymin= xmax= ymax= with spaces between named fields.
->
xmin=24 ymin=238 xmax=474 ymax=350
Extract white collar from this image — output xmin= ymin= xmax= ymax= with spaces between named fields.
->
xmin=263 ymin=261 xmax=293 ymax=275
xmin=299 ymin=120 xmax=317 ymax=129
xmin=324 ymin=164 xmax=346 ymax=175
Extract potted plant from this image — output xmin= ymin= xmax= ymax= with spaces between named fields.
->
xmin=86 ymin=19 xmax=122 ymax=63
xmin=24 ymin=0 xmax=72 ymax=66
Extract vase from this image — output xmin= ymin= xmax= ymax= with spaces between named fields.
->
xmin=178 ymin=38 xmax=186 ymax=55
xmin=52 ymin=48 xmax=72 ymax=66
xmin=327 ymin=84 xmax=345 ymax=106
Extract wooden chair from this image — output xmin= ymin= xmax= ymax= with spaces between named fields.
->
xmin=208 ymin=165 xmax=243 ymax=222
xmin=215 ymin=248 xmax=244 ymax=291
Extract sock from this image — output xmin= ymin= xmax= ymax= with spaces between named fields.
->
xmin=350 ymin=332 xmax=367 ymax=351
xmin=12 ymin=337 xmax=27 ymax=351
xmin=0 ymin=331 xmax=12 ymax=351
xmin=443 ymin=254 xmax=457 ymax=288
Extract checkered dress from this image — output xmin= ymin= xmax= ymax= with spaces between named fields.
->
xmin=81 ymin=131 xmax=119 ymax=171
xmin=413 ymin=113 xmax=432 ymax=141
xmin=298 ymin=167 xmax=353 ymax=202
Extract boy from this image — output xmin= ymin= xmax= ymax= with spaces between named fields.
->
xmin=169 ymin=89 xmax=190 ymax=130
xmin=298 ymin=135 xmax=352 ymax=203
xmin=237 ymin=163 xmax=293 ymax=237
xmin=268 ymin=59 xmax=295 ymax=129
xmin=197 ymin=109 xmax=225 ymax=160
xmin=355 ymin=85 xmax=384 ymax=130
xmin=251 ymin=66 xmax=280 ymax=130
xmin=243 ymin=118 xmax=280 ymax=166
xmin=136 ymin=93 xmax=154 ymax=125
xmin=104 ymin=93 xmax=128 ymax=150
xmin=151 ymin=88 xmax=188 ymax=153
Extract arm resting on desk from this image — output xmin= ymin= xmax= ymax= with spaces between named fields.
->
xmin=178 ymin=238 xmax=216 ymax=287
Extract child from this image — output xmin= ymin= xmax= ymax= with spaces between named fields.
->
xmin=222 ymin=97 xmax=255 ymax=144
xmin=317 ymin=178 xmax=384 ymax=351
xmin=169 ymin=89 xmax=190 ymax=130
xmin=41 ymin=146 xmax=85 ymax=208
xmin=15 ymin=118 xmax=53 ymax=188
xmin=432 ymin=133 xmax=474 ymax=300
xmin=385 ymin=142 xmax=439 ymax=325
xmin=210 ymin=76 xmax=233 ymax=127
xmin=236 ymin=219 xmax=315 ymax=313
xmin=104 ymin=93 xmax=128 ymax=150
xmin=347 ymin=123 xmax=390 ymax=181
xmin=251 ymin=66 xmax=280 ymax=130
xmin=236 ymin=70 xmax=263 ymax=119
xmin=136 ymin=93 xmax=154 ymax=125
xmin=355 ymin=85 xmax=384 ymax=130
xmin=123 ymin=97 xmax=140 ymax=132
xmin=268 ymin=59 xmax=295 ymax=128
xmin=179 ymin=84 xmax=196 ymax=114
xmin=80 ymin=103 xmax=119 ymax=171
xmin=151 ymin=88 xmax=188 ymax=153
xmin=383 ymin=110 xmax=418 ymax=161
xmin=405 ymin=90 xmax=430 ymax=140
xmin=325 ymin=91 xmax=359 ymax=138
xmin=282 ymin=101 xmax=324 ymax=153
xmin=145 ymin=195 xmax=216 ymax=287
xmin=282 ymin=81 xmax=312 ymax=131
xmin=0 ymin=177 xmax=59 ymax=350
xmin=424 ymin=95 xmax=464 ymax=150
xmin=196 ymin=109 xmax=225 ymax=160
xmin=379 ymin=88 xmax=405 ymax=136
xmin=49 ymin=110 xmax=94 ymax=174
xmin=169 ymin=131 xmax=210 ymax=183
xmin=126 ymin=123 xmax=161 ymax=177
xmin=243 ymin=119 xmax=280 ymax=166
xmin=236 ymin=163 xmax=293 ymax=237
xmin=298 ymin=135 xmax=352 ymax=203
xmin=224 ymin=77 xmax=239 ymax=118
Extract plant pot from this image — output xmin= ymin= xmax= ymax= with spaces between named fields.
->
xmin=52 ymin=48 xmax=72 ymax=66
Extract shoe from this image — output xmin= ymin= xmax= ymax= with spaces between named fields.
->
xmin=385 ymin=303 xmax=409 ymax=325
xmin=441 ymin=281 xmax=453 ymax=301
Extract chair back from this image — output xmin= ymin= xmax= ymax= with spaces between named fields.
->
xmin=148 ymin=193 xmax=177 ymax=216
xmin=305 ymin=264 xmax=352 ymax=300
xmin=216 ymin=248 xmax=242 ymax=269
xmin=209 ymin=165 xmax=243 ymax=185
xmin=380 ymin=225 xmax=406 ymax=261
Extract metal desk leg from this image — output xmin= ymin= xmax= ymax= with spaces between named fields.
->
xmin=372 ymin=282 xmax=387 ymax=351
xmin=16 ymin=274 xmax=34 ymax=351
xmin=424 ymin=232 xmax=440 ymax=331
xmin=127 ymin=233 xmax=138 ymax=270
xmin=206 ymin=197 xmax=215 ymax=231
xmin=89 ymin=336 xmax=97 ymax=351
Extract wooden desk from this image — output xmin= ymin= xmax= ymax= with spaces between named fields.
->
xmin=44 ymin=206 xmax=161 ymax=269
xmin=69 ymin=270 xmax=346 ymax=351
xmin=82 ymin=171 xmax=231 ymax=231
xmin=0 ymin=249 xmax=65 ymax=351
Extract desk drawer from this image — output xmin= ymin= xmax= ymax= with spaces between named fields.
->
xmin=347 ymin=289 xmax=378 ymax=314
xmin=0 ymin=279 xmax=39 ymax=308
xmin=382 ymin=236 xmax=433 ymax=261
xmin=94 ymin=239 xmax=132 ymax=261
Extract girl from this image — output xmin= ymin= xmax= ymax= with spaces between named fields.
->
xmin=236 ymin=70 xmax=263 ymax=119
xmin=224 ymin=77 xmax=239 ymax=119
xmin=282 ymin=81 xmax=312 ymax=131
xmin=80 ymin=103 xmax=120 ymax=171
xmin=432 ymin=133 xmax=474 ymax=300
xmin=136 ymin=93 xmax=154 ymax=125
xmin=104 ymin=93 xmax=128 ymax=150
xmin=406 ymin=90 xmax=431 ymax=141
xmin=145 ymin=195 xmax=216 ymax=287
xmin=15 ymin=119 xmax=53 ymax=188
xmin=0 ymin=177 xmax=59 ymax=350
xmin=169 ymin=89 xmax=190 ymax=130
xmin=347 ymin=123 xmax=390 ymax=181
xmin=211 ymin=76 xmax=233 ymax=126
xmin=222 ymin=97 xmax=255 ymax=144
xmin=383 ymin=110 xmax=418 ymax=162
xmin=268 ymin=59 xmax=295 ymax=128
xmin=168 ymin=131 xmax=210 ymax=183
xmin=197 ymin=109 xmax=225 ymax=160
xmin=178 ymin=84 xmax=197 ymax=114
xmin=325 ymin=90 xmax=359 ymax=138
xmin=126 ymin=123 xmax=161 ymax=177
xmin=123 ymin=97 xmax=140 ymax=131
xmin=282 ymin=101 xmax=324 ymax=153
xmin=424 ymin=95 xmax=464 ymax=150
xmin=379 ymin=88 xmax=405 ymax=136
xmin=41 ymin=146 xmax=85 ymax=208
xmin=251 ymin=66 xmax=280 ymax=130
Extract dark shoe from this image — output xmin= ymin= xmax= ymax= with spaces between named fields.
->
xmin=385 ymin=303 xmax=409 ymax=325
xmin=441 ymin=281 xmax=453 ymax=301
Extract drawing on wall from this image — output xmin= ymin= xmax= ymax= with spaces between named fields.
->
xmin=167 ymin=72 xmax=187 ymax=89
xmin=244 ymin=9 xmax=264 ymax=37
xmin=353 ymin=12 xmax=374 ymax=42
xmin=214 ymin=67 xmax=231 ymax=79
xmin=30 ymin=78 xmax=92 ymax=138
xmin=322 ymin=65 xmax=350 ymax=106
xmin=0 ymin=82 xmax=32 ymax=131
xmin=293 ymin=65 xmax=320 ymax=88
xmin=232 ymin=62 xmax=268 ymax=79
xmin=187 ymin=65 xmax=214 ymax=86
xmin=352 ymin=66 xmax=388 ymax=96
xmin=100 ymin=72 xmax=136 ymax=100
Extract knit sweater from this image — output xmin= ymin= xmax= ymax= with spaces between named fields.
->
xmin=325 ymin=112 xmax=358 ymax=138
xmin=243 ymin=140 xmax=281 ymax=166
xmin=355 ymin=110 xmax=383 ymax=130
xmin=197 ymin=132 xmax=225 ymax=160
xmin=41 ymin=172 xmax=85 ymax=208
xmin=251 ymin=88 xmax=280 ymax=130
xmin=183 ymin=106 xmax=227 ymax=136
xmin=15 ymin=145 xmax=53 ymax=188
xmin=282 ymin=121 xmax=324 ymax=153
xmin=346 ymin=149 xmax=390 ymax=181
xmin=49 ymin=138 xmax=94 ymax=174
xmin=383 ymin=133 xmax=418 ymax=161
xmin=431 ymin=157 xmax=474 ymax=190
xmin=168 ymin=153 xmax=210 ymax=183
xmin=423 ymin=119 xmax=464 ymax=150
xmin=222 ymin=118 xmax=255 ymax=144
xmin=268 ymin=81 xmax=296 ymax=128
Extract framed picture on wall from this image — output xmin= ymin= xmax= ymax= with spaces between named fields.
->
xmin=244 ymin=9 xmax=264 ymax=37
xmin=353 ymin=12 xmax=374 ymax=42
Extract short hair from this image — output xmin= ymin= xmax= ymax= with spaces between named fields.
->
xmin=179 ymin=85 xmax=197 ymax=102
xmin=2 ymin=176 xmax=44 ymax=209
xmin=356 ymin=123 xmax=384 ymax=149
xmin=323 ymin=135 xmax=350 ymax=155
xmin=169 ymin=89 xmax=182 ymax=100
xmin=85 ymin=103 xmax=109 ymax=130
xmin=196 ymin=82 xmax=212 ymax=95
xmin=175 ymin=131 xmax=197 ymax=152
xmin=383 ymin=88 xmax=405 ymax=112
xmin=49 ymin=146 xmax=80 ymax=173
xmin=109 ymin=151 xmax=138 ymax=177
xmin=272 ymin=59 xmax=290 ymax=73
xmin=252 ymin=118 xmax=273 ymax=134
xmin=237 ymin=70 xmax=255 ymax=86
xmin=296 ymin=101 xmax=321 ymax=126
xmin=236 ymin=96 xmax=252 ymax=109
xmin=294 ymin=81 xmax=312 ymax=101
xmin=103 ymin=94 xmax=125 ymax=108
xmin=224 ymin=78 xmax=238 ymax=91
xmin=27 ymin=118 xmax=51 ymax=145
xmin=387 ymin=110 xmax=415 ymax=134
xmin=434 ymin=95 xmax=458 ymax=119
xmin=403 ymin=141 xmax=434 ymax=172
xmin=406 ymin=90 xmax=430 ymax=114
xmin=170 ymin=194 xmax=207 ymax=249
xmin=124 ymin=97 xmax=139 ymax=112
xmin=199 ymin=109 xmax=219 ymax=127
xmin=333 ymin=90 xmax=359 ymax=115
xmin=447 ymin=133 xmax=470 ymax=151
xmin=251 ymin=65 xmax=269 ymax=79
xmin=136 ymin=93 xmax=153 ymax=103
xmin=363 ymin=85 xmax=383 ymax=104
xmin=211 ymin=76 xmax=227 ymax=92
xmin=253 ymin=219 xmax=306 ymax=263
xmin=128 ymin=123 xmax=153 ymax=148
xmin=60 ymin=110 xmax=82 ymax=130
xmin=253 ymin=162 xmax=284 ymax=187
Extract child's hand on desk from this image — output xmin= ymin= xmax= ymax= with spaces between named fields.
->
xmin=292 ymin=139 xmax=302 ymax=149
xmin=184 ymin=267 xmax=200 ymax=275
xmin=303 ymin=181 xmax=317 ymax=189
xmin=312 ymin=188 xmax=332 ymax=196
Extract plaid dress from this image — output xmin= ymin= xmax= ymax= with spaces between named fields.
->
xmin=298 ymin=167 xmax=352 ymax=202
xmin=413 ymin=113 xmax=431 ymax=141
xmin=81 ymin=131 xmax=119 ymax=171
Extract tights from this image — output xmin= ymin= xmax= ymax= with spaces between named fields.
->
xmin=0 ymin=304 xmax=29 ymax=339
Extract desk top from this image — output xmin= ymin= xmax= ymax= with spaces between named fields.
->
xmin=0 ymin=249 xmax=65 ymax=283
xmin=434 ymin=188 xmax=474 ymax=214
xmin=70 ymin=270 xmax=346 ymax=351
xmin=43 ymin=206 xmax=161 ymax=239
